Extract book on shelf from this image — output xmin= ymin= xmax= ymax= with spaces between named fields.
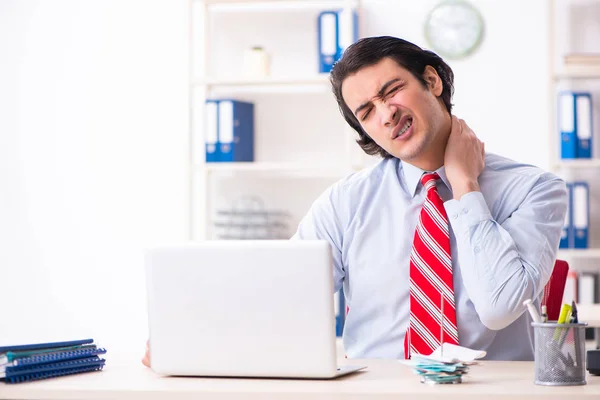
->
xmin=0 ymin=338 xmax=106 ymax=384
xmin=204 ymin=99 xmax=254 ymax=163
xmin=317 ymin=8 xmax=358 ymax=73
xmin=559 ymin=180 xmax=589 ymax=249
xmin=558 ymin=91 xmax=593 ymax=159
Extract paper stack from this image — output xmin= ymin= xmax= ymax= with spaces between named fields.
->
xmin=400 ymin=344 xmax=486 ymax=385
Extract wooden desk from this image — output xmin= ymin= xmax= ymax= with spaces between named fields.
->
xmin=1 ymin=357 xmax=599 ymax=400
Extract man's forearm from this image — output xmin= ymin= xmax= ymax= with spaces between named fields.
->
xmin=445 ymin=191 xmax=560 ymax=330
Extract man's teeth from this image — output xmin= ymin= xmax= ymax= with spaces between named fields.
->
xmin=397 ymin=120 xmax=412 ymax=137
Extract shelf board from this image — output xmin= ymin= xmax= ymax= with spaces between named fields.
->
xmin=203 ymin=0 xmax=355 ymax=12
xmin=557 ymin=249 xmax=600 ymax=259
xmin=199 ymin=162 xmax=353 ymax=177
xmin=577 ymin=304 xmax=600 ymax=328
xmin=554 ymin=159 xmax=600 ymax=168
xmin=553 ymin=64 xmax=600 ymax=80
xmin=196 ymin=75 xmax=331 ymax=93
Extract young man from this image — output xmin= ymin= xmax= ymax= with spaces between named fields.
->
xmin=291 ymin=36 xmax=567 ymax=361
xmin=142 ymin=36 xmax=567 ymax=366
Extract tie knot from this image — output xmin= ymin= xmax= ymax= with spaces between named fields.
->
xmin=420 ymin=173 xmax=440 ymax=191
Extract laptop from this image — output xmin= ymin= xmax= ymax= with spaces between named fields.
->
xmin=145 ymin=240 xmax=366 ymax=379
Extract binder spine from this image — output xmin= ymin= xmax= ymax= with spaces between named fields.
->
xmin=318 ymin=11 xmax=339 ymax=73
xmin=335 ymin=288 xmax=345 ymax=337
xmin=337 ymin=8 xmax=358 ymax=60
xmin=237 ymin=101 xmax=254 ymax=162
xmin=5 ymin=358 xmax=106 ymax=384
xmin=575 ymin=92 xmax=592 ymax=159
xmin=12 ymin=347 xmax=107 ymax=367
xmin=560 ymin=182 xmax=572 ymax=249
xmin=559 ymin=92 xmax=577 ymax=159
xmin=572 ymin=181 xmax=589 ymax=248
xmin=218 ymin=100 xmax=254 ymax=162
xmin=218 ymin=100 xmax=235 ymax=162
xmin=204 ymin=100 xmax=220 ymax=163
xmin=0 ymin=339 xmax=94 ymax=354
xmin=578 ymin=273 xmax=599 ymax=304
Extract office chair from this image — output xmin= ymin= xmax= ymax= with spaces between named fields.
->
xmin=541 ymin=259 xmax=569 ymax=321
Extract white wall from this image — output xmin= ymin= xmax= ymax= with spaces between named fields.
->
xmin=0 ymin=0 xmax=189 ymax=355
xmin=0 ymin=0 xmax=553 ymax=355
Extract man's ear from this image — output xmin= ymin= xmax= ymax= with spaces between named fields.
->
xmin=423 ymin=65 xmax=443 ymax=97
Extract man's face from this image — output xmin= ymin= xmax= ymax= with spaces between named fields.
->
xmin=341 ymin=57 xmax=448 ymax=164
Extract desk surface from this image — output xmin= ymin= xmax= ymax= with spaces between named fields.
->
xmin=1 ymin=357 xmax=599 ymax=400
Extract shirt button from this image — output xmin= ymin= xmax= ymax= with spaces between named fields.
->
xmin=461 ymin=208 xmax=468 ymax=215
xmin=452 ymin=213 xmax=458 ymax=219
xmin=474 ymin=246 xmax=481 ymax=253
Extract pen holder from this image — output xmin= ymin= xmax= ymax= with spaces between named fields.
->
xmin=532 ymin=322 xmax=587 ymax=386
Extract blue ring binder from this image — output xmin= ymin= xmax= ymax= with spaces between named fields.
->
xmin=1 ymin=339 xmax=107 ymax=384
xmin=5 ymin=357 xmax=106 ymax=384
xmin=11 ymin=347 xmax=107 ymax=367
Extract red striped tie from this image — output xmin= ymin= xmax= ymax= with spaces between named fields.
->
xmin=404 ymin=173 xmax=458 ymax=359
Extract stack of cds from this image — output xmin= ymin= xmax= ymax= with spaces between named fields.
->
xmin=400 ymin=343 xmax=486 ymax=385
xmin=403 ymin=355 xmax=470 ymax=385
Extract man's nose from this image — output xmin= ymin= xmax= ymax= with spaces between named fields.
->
xmin=376 ymin=103 xmax=397 ymax=127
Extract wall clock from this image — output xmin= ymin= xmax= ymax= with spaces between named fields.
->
xmin=424 ymin=1 xmax=485 ymax=60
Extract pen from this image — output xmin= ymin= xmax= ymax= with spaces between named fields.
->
xmin=570 ymin=301 xmax=578 ymax=323
xmin=540 ymin=305 xmax=548 ymax=323
xmin=440 ymin=291 xmax=444 ymax=359
xmin=554 ymin=304 xmax=571 ymax=340
xmin=571 ymin=301 xmax=582 ymax=367
xmin=523 ymin=299 xmax=541 ymax=323
xmin=549 ymin=303 xmax=574 ymax=369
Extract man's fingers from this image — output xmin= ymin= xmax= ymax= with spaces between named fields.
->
xmin=460 ymin=118 xmax=475 ymax=137
xmin=451 ymin=115 xmax=460 ymax=135
xmin=459 ymin=118 xmax=465 ymax=134
xmin=142 ymin=339 xmax=151 ymax=367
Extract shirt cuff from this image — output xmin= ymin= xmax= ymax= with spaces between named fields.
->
xmin=444 ymin=191 xmax=492 ymax=234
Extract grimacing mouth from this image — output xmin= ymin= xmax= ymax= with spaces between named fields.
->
xmin=392 ymin=115 xmax=413 ymax=139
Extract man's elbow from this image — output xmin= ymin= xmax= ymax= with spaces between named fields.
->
xmin=476 ymin=303 xmax=520 ymax=331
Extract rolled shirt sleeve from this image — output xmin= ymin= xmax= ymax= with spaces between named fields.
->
xmin=444 ymin=176 xmax=568 ymax=330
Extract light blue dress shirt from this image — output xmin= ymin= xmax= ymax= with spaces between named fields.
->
xmin=292 ymin=153 xmax=568 ymax=360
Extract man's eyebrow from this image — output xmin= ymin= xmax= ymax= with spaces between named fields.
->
xmin=353 ymin=78 xmax=402 ymax=117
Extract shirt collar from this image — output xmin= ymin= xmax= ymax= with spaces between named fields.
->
xmin=401 ymin=160 xmax=452 ymax=198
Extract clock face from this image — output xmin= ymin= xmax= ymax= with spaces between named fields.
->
xmin=424 ymin=1 xmax=484 ymax=60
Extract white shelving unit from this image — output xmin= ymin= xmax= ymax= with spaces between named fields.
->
xmin=204 ymin=0 xmax=352 ymax=10
xmin=550 ymin=0 xmax=600 ymax=251
xmin=195 ymin=74 xmax=334 ymax=95
xmin=553 ymin=64 xmax=600 ymax=81
xmin=549 ymin=0 xmax=600 ymax=316
xmin=555 ymin=159 xmax=600 ymax=169
xmin=203 ymin=162 xmax=351 ymax=176
xmin=558 ymin=248 xmax=600 ymax=259
xmin=191 ymin=0 xmax=366 ymax=241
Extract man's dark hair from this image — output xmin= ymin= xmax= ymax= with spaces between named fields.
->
xmin=330 ymin=36 xmax=455 ymax=159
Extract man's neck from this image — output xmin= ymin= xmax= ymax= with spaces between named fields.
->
xmin=408 ymin=155 xmax=444 ymax=172
xmin=406 ymin=112 xmax=452 ymax=171
xmin=403 ymin=142 xmax=447 ymax=172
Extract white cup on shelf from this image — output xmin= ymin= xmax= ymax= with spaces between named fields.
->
xmin=243 ymin=46 xmax=270 ymax=79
